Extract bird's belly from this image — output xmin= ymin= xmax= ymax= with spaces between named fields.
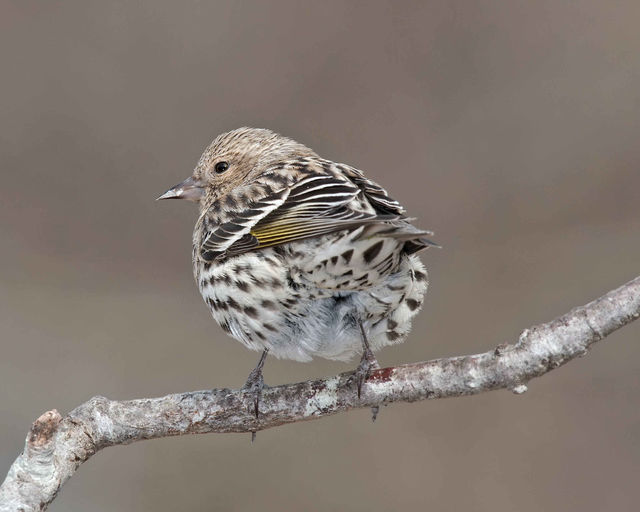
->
xmin=196 ymin=247 xmax=428 ymax=362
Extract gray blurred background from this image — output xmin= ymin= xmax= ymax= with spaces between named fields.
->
xmin=1 ymin=1 xmax=639 ymax=511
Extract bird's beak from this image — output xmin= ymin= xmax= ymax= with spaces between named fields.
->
xmin=156 ymin=176 xmax=205 ymax=202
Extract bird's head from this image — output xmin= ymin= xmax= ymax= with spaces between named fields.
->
xmin=157 ymin=127 xmax=316 ymax=207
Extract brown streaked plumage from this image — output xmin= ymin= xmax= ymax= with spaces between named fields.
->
xmin=159 ymin=127 xmax=437 ymax=412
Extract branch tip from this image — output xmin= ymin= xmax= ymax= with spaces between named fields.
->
xmin=28 ymin=410 xmax=62 ymax=449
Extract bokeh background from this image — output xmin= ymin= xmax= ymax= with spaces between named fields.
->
xmin=1 ymin=1 xmax=639 ymax=511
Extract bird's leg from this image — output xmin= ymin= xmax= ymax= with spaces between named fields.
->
xmin=355 ymin=321 xmax=380 ymax=400
xmin=244 ymin=349 xmax=269 ymax=421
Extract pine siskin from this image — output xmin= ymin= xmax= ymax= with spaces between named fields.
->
xmin=158 ymin=127 xmax=437 ymax=412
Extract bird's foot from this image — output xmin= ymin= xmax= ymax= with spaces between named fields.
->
xmin=243 ymin=349 xmax=269 ymax=420
xmin=355 ymin=322 xmax=380 ymax=399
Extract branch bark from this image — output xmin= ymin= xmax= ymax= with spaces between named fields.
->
xmin=2 ymin=275 xmax=639 ymax=511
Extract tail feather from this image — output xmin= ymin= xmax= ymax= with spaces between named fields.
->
xmin=357 ymin=221 xmax=440 ymax=253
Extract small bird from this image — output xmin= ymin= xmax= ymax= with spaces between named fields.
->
xmin=158 ymin=128 xmax=436 ymax=415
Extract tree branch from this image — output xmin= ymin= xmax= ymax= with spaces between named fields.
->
xmin=1 ymin=275 xmax=639 ymax=511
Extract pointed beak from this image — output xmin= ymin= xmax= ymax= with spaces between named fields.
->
xmin=156 ymin=176 xmax=205 ymax=202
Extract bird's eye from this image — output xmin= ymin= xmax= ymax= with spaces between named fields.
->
xmin=214 ymin=161 xmax=230 ymax=174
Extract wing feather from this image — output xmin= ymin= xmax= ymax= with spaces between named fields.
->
xmin=201 ymin=169 xmax=422 ymax=261
xmin=336 ymin=163 xmax=406 ymax=215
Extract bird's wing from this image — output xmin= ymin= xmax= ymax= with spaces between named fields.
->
xmin=336 ymin=163 xmax=439 ymax=253
xmin=336 ymin=163 xmax=407 ymax=216
xmin=201 ymin=173 xmax=407 ymax=261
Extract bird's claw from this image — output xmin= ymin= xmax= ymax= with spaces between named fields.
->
xmin=355 ymin=344 xmax=380 ymax=399
xmin=243 ymin=349 xmax=269 ymax=420
xmin=244 ymin=372 xmax=265 ymax=419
